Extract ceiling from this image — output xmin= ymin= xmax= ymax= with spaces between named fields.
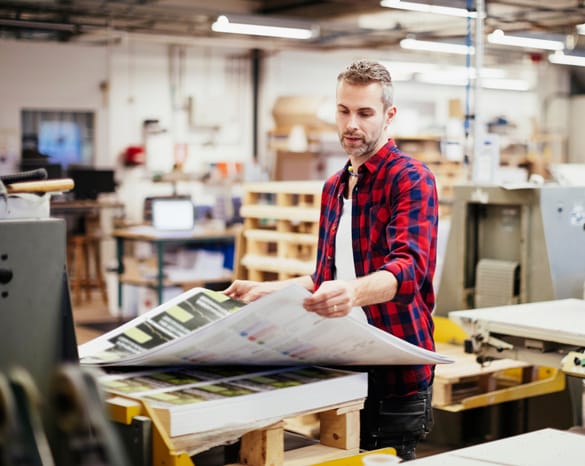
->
xmin=1 ymin=0 xmax=585 ymax=62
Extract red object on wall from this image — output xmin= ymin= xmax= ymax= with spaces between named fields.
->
xmin=122 ymin=145 xmax=145 ymax=166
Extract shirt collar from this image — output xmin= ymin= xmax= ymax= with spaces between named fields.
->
xmin=343 ymin=138 xmax=398 ymax=178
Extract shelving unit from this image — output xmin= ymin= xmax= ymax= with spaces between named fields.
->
xmin=237 ymin=181 xmax=322 ymax=281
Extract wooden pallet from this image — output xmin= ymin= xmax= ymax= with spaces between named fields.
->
xmin=108 ymin=396 xmax=364 ymax=466
xmin=432 ymin=343 xmax=565 ymax=410
xmin=433 ymin=343 xmax=532 ymax=407
xmin=238 ymin=399 xmax=363 ymax=466
xmin=237 ymin=181 xmax=322 ymax=281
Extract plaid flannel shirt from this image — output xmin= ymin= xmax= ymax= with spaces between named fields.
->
xmin=311 ymin=138 xmax=438 ymax=396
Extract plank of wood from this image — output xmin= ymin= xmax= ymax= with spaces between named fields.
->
xmin=6 ymin=178 xmax=74 ymax=193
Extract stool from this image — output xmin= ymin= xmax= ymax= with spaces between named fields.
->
xmin=67 ymin=233 xmax=108 ymax=306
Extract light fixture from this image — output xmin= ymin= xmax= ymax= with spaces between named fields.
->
xmin=481 ymin=78 xmax=531 ymax=91
xmin=211 ymin=15 xmax=315 ymax=40
xmin=416 ymin=73 xmax=530 ymax=91
xmin=487 ymin=29 xmax=564 ymax=51
xmin=374 ymin=60 xmax=530 ymax=90
xmin=416 ymin=73 xmax=469 ymax=87
xmin=380 ymin=0 xmax=478 ymax=19
xmin=548 ymin=51 xmax=585 ymax=67
xmin=400 ymin=38 xmax=475 ymax=55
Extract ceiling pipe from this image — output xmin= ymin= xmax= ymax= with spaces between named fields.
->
xmin=472 ymin=0 xmax=488 ymax=184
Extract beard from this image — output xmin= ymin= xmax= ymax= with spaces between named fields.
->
xmin=339 ymin=131 xmax=380 ymax=158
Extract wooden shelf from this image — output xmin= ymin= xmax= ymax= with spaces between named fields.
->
xmin=237 ymin=181 xmax=321 ymax=281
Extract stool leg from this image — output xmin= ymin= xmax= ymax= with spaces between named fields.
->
xmin=72 ymin=237 xmax=84 ymax=306
xmin=83 ymin=238 xmax=91 ymax=303
xmin=93 ymin=238 xmax=108 ymax=304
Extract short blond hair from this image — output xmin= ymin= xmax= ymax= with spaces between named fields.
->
xmin=337 ymin=60 xmax=394 ymax=108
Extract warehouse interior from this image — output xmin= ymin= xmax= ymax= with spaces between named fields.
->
xmin=2 ymin=1 xmax=585 ymax=465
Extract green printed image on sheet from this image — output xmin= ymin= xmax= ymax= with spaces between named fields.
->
xmin=189 ymin=383 xmax=255 ymax=400
xmin=148 ymin=370 xmax=206 ymax=386
xmin=101 ymin=378 xmax=158 ymax=394
xmin=254 ymin=374 xmax=302 ymax=388
xmin=108 ymin=322 xmax=172 ymax=352
xmin=151 ymin=292 xmax=234 ymax=333
xmin=144 ymin=390 xmax=206 ymax=406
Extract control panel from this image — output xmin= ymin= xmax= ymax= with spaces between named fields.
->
xmin=561 ymin=351 xmax=585 ymax=378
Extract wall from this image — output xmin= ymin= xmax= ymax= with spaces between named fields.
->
xmin=0 ymin=40 xmax=108 ymax=170
xmin=0 ymin=38 xmax=254 ymax=174
xmin=0 ymin=38 xmax=570 ymax=177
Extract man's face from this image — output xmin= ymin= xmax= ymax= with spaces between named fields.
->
xmin=335 ymin=80 xmax=396 ymax=159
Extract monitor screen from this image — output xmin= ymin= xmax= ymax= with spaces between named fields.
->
xmin=20 ymin=159 xmax=64 ymax=179
xmin=68 ymin=168 xmax=116 ymax=200
xmin=152 ymin=198 xmax=194 ymax=231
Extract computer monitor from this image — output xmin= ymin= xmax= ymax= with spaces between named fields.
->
xmin=20 ymin=159 xmax=64 ymax=179
xmin=68 ymin=167 xmax=116 ymax=200
xmin=151 ymin=198 xmax=195 ymax=231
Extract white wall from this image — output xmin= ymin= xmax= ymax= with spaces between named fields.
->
xmin=0 ymin=38 xmax=571 ymax=177
xmin=0 ymin=38 xmax=254 ymax=174
xmin=0 ymin=40 xmax=108 ymax=170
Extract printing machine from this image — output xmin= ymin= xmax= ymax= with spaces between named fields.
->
xmin=0 ymin=187 xmax=129 ymax=465
xmin=431 ymin=183 xmax=585 ymax=452
xmin=435 ymin=184 xmax=585 ymax=316
xmin=449 ymin=299 xmax=585 ymax=430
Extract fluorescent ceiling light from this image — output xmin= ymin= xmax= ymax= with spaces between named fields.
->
xmin=481 ymin=78 xmax=530 ymax=91
xmin=417 ymin=73 xmax=530 ymax=91
xmin=416 ymin=73 xmax=469 ymax=87
xmin=211 ymin=15 xmax=315 ymax=40
xmin=380 ymin=0 xmax=478 ymax=18
xmin=487 ymin=29 xmax=564 ymax=51
xmin=548 ymin=51 xmax=585 ymax=67
xmin=400 ymin=38 xmax=474 ymax=55
xmin=377 ymin=61 xmax=507 ymax=82
xmin=375 ymin=60 xmax=529 ymax=90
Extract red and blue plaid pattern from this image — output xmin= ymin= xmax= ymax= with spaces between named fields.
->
xmin=311 ymin=138 xmax=438 ymax=396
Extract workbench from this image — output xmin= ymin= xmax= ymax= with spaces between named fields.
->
xmin=112 ymin=225 xmax=237 ymax=306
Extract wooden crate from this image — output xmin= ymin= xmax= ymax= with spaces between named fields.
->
xmin=237 ymin=181 xmax=322 ymax=281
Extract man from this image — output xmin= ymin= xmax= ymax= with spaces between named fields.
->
xmin=225 ymin=59 xmax=438 ymax=460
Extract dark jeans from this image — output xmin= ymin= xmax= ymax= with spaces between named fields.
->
xmin=360 ymin=371 xmax=434 ymax=461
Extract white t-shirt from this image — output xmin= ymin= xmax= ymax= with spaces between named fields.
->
xmin=334 ymin=199 xmax=368 ymax=322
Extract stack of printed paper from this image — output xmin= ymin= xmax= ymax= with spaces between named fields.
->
xmin=101 ymin=366 xmax=367 ymax=437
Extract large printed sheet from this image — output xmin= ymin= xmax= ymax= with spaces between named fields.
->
xmin=78 ymin=284 xmax=452 ymax=366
